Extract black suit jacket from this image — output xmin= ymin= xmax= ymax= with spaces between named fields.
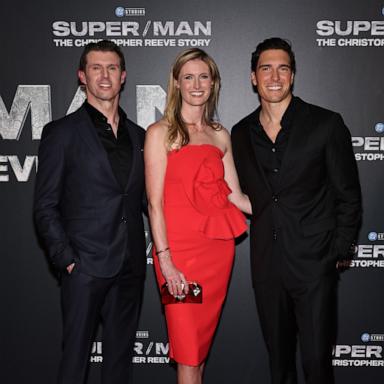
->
xmin=34 ymin=105 xmax=146 ymax=278
xmin=232 ymin=97 xmax=362 ymax=284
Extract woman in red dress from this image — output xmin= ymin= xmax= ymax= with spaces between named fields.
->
xmin=144 ymin=48 xmax=251 ymax=384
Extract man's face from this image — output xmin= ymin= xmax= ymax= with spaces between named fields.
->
xmin=78 ymin=51 xmax=126 ymax=105
xmin=251 ymin=49 xmax=294 ymax=105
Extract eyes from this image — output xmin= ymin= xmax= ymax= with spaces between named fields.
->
xmin=182 ymin=73 xmax=211 ymax=81
xmin=89 ymin=64 xmax=120 ymax=72
xmin=258 ymin=65 xmax=291 ymax=73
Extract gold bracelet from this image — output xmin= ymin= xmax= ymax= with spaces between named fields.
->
xmin=156 ymin=247 xmax=170 ymax=256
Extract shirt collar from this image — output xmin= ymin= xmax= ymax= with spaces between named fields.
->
xmin=280 ymin=96 xmax=297 ymax=130
xmin=255 ymin=95 xmax=297 ymax=132
xmin=84 ymin=101 xmax=127 ymax=126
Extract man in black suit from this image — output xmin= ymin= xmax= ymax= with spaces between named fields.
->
xmin=34 ymin=40 xmax=146 ymax=384
xmin=231 ymin=38 xmax=362 ymax=384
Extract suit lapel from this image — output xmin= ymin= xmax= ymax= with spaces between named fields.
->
xmin=244 ymin=113 xmax=272 ymax=193
xmin=74 ymin=106 xmax=120 ymax=187
xmin=122 ymin=119 xmax=141 ymax=192
xmin=275 ymin=98 xmax=311 ymax=193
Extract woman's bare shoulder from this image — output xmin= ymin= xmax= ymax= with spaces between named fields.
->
xmin=146 ymin=119 xmax=169 ymax=140
xmin=211 ymin=124 xmax=231 ymax=153
xmin=147 ymin=119 xmax=169 ymax=132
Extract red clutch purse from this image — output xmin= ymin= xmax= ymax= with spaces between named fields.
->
xmin=160 ymin=282 xmax=203 ymax=305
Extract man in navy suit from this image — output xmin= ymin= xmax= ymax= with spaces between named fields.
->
xmin=232 ymin=38 xmax=362 ymax=384
xmin=34 ymin=40 xmax=146 ymax=384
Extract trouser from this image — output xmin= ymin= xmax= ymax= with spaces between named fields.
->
xmin=58 ymin=260 xmax=143 ymax=384
xmin=254 ymin=272 xmax=337 ymax=384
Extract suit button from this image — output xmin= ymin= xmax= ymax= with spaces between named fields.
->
xmin=273 ymin=230 xmax=277 ymax=240
xmin=272 ymin=195 xmax=278 ymax=202
xmin=273 ymin=168 xmax=279 ymax=173
xmin=121 ymin=216 xmax=127 ymax=224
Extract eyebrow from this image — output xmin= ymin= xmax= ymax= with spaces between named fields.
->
xmin=182 ymin=72 xmax=210 ymax=76
xmin=258 ymin=64 xmax=291 ymax=69
xmin=88 ymin=63 xmax=120 ymax=68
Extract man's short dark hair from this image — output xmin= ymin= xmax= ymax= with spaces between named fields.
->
xmin=251 ymin=37 xmax=296 ymax=74
xmin=79 ymin=40 xmax=126 ymax=72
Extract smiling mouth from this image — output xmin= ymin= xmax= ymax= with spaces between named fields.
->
xmin=190 ymin=91 xmax=204 ymax=96
xmin=99 ymin=84 xmax=112 ymax=89
xmin=267 ymin=85 xmax=282 ymax=91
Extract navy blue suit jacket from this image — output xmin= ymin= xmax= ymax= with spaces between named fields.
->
xmin=34 ymin=105 xmax=146 ymax=278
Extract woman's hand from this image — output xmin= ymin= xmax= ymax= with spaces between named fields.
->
xmin=158 ymin=252 xmax=189 ymax=296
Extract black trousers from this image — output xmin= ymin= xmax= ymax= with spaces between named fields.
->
xmin=254 ymin=272 xmax=337 ymax=384
xmin=58 ymin=260 xmax=144 ymax=384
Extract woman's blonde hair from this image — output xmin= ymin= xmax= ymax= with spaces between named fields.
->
xmin=164 ymin=48 xmax=221 ymax=148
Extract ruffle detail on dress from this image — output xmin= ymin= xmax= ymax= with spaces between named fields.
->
xmin=183 ymin=154 xmax=247 ymax=239
xmin=192 ymin=155 xmax=232 ymax=211
xmin=197 ymin=205 xmax=247 ymax=240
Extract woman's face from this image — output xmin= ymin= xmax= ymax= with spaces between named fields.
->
xmin=176 ymin=59 xmax=213 ymax=107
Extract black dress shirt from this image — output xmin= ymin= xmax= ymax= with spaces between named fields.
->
xmin=84 ymin=101 xmax=132 ymax=189
xmin=250 ymin=97 xmax=296 ymax=193
xmin=250 ymin=97 xmax=297 ymax=272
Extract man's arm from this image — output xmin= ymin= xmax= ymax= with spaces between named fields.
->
xmin=34 ymin=122 xmax=77 ymax=271
xmin=326 ymin=113 xmax=362 ymax=259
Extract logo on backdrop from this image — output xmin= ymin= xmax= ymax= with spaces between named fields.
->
xmin=316 ymin=7 xmax=384 ymax=47
xmin=51 ymin=6 xmax=212 ymax=48
xmin=90 ymin=331 xmax=170 ymax=364
xmin=115 ymin=7 xmax=145 ymax=17
xmin=368 ymin=231 xmax=384 ymax=242
xmin=145 ymin=230 xmax=154 ymax=265
xmin=0 ymin=83 xmax=166 ymax=182
xmin=333 ymin=333 xmax=384 ymax=367
xmin=361 ymin=333 xmax=384 ymax=342
xmin=352 ymin=122 xmax=384 ymax=161
xmin=339 ymin=232 xmax=384 ymax=269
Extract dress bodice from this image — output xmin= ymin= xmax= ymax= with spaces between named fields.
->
xmin=164 ymin=144 xmax=247 ymax=239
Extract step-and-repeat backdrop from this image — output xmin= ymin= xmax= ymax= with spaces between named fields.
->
xmin=1 ymin=0 xmax=383 ymax=383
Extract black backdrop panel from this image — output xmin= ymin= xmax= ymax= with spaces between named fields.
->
xmin=1 ymin=1 xmax=383 ymax=383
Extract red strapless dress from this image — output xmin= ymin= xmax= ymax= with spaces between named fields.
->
xmin=153 ymin=144 xmax=247 ymax=366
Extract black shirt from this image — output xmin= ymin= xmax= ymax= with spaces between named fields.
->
xmin=84 ymin=101 xmax=132 ymax=189
xmin=250 ymin=97 xmax=297 ymax=256
xmin=250 ymin=97 xmax=296 ymax=193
